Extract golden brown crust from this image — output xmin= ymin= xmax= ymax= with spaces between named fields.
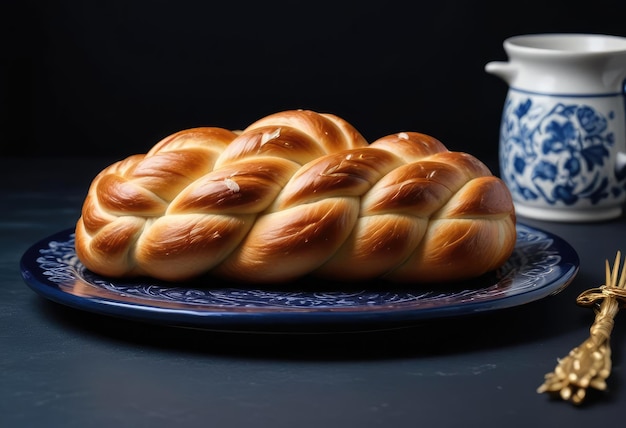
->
xmin=75 ymin=110 xmax=516 ymax=284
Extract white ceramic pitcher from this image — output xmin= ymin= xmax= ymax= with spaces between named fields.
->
xmin=486 ymin=33 xmax=626 ymax=222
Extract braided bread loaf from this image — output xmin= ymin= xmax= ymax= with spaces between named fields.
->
xmin=75 ymin=109 xmax=516 ymax=284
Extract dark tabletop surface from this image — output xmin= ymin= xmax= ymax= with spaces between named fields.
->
xmin=2 ymin=156 xmax=626 ymax=428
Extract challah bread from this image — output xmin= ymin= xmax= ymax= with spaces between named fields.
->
xmin=75 ymin=109 xmax=516 ymax=284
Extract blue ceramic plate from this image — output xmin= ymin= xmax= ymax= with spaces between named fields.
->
xmin=21 ymin=223 xmax=579 ymax=332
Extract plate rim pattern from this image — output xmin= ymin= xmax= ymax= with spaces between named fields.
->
xmin=20 ymin=223 xmax=580 ymax=330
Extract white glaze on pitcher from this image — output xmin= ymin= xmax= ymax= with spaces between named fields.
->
xmin=486 ymin=33 xmax=626 ymax=222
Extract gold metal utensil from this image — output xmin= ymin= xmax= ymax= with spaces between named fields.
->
xmin=537 ymin=251 xmax=626 ymax=405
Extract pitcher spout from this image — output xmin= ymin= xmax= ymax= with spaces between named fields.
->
xmin=485 ymin=61 xmax=518 ymax=85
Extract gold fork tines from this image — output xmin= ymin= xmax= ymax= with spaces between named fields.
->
xmin=537 ymin=251 xmax=626 ymax=405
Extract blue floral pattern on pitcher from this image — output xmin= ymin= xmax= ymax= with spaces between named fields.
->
xmin=499 ymin=97 xmax=626 ymax=206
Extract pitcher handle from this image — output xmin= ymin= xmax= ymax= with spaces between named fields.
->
xmin=617 ymin=152 xmax=626 ymax=179
xmin=618 ymin=78 xmax=626 ymax=179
